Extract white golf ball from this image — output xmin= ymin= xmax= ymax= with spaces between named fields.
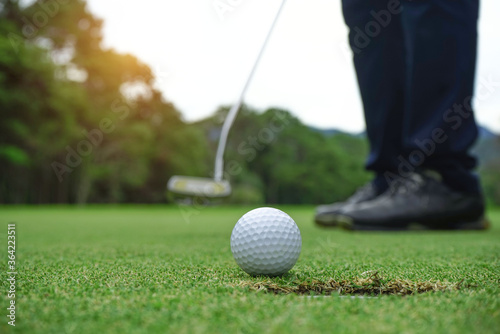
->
xmin=230 ymin=207 xmax=302 ymax=276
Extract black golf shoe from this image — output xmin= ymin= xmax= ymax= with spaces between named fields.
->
xmin=314 ymin=182 xmax=382 ymax=227
xmin=335 ymin=172 xmax=490 ymax=231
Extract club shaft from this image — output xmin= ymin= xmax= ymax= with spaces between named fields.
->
xmin=214 ymin=0 xmax=287 ymax=181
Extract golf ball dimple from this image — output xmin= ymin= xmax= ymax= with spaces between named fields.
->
xmin=230 ymin=207 xmax=302 ymax=276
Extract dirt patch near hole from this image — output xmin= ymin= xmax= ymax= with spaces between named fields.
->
xmin=238 ymin=272 xmax=466 ymax=296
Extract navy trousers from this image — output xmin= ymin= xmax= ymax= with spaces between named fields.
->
xmin=342 ymin=0 xmax=481 ymax=194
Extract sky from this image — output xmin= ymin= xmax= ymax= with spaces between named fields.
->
xmin=86 ymin=0 xmax=500 ymax=133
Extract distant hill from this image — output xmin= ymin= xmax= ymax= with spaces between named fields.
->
xmin=472 ymin=126 xmax=500 ymax=167
xmin=309 ymin=127 xmax=365 ymax=138
xmin=478 ymin=126 xmax=498 ymax=140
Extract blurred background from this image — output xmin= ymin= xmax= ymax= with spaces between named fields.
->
xmin=1 ymin=0 xmax=499 ymax=205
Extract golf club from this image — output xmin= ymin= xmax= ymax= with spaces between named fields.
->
xmin=168 ymin=0 xmax=288 ymax=198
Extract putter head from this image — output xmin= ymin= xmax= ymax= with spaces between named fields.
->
xmin=167 ymin=176 xmax=231 ymax=198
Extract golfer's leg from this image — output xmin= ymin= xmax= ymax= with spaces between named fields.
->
xmin=401 ymin=0 xmax=481 ymax=194
xmin=341 ymin=0 xmax=406 ymax=190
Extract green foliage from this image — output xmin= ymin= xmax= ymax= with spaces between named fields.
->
xmin=481 ymin=163 xmax=500 ymax=206
xmin=0 ymin=0 xmax=209 ymax=204
xmin=197 ymin=106 xmax=371 ymax=204
xmin=476 ymin=137 xmax=500 ymax=206
xmin=0 ymin=145 xmax=29 ymax=166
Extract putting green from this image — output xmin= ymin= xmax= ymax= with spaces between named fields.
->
xmin=0 ymin=205 xmax=499 ymax=333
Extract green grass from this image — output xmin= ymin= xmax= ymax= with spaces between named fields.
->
xmin=1 ymin=205 xmax=499 ymax=334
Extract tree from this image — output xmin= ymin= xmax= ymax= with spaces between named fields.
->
xmin=194 ymin=106 xmax=371 ymax=204
xmin=0 ymin=0 xmax=210 ymax=204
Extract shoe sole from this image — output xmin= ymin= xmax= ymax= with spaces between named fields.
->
xmin=314 ymin=213 xmax=341 ymax=228
xmin=337 ymin=215 xmax=491 ymax=232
